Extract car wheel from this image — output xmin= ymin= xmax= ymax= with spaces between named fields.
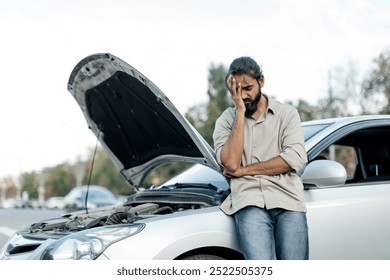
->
xmin=179 ymin=254 xmax=225 ymax=260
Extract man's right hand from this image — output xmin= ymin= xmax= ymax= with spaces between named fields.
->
xmin=227 ymin=75 xmax=246 ymax=114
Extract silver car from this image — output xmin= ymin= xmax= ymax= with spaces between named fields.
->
xmin=1 ymin=54 xmax=389 ymax=260
xmin=62 ymin=185 xmax=119 ymax=212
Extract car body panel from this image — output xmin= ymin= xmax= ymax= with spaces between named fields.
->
xmin=98 ymin=207 xmax=240 ymax=260
xmin=305 ymin=183 xmax=390 ymax=259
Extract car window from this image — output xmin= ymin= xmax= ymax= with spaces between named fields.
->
xmin=313 ymin=125 xmax=390 ymax=184
xmin=318 ymin=144 xmax=357 ymax=180
xmin=143 ymin=162 xmax=194 ymax=188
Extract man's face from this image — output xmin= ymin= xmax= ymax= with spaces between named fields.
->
xmin=232 ymin=74 xmax=264 ymax=117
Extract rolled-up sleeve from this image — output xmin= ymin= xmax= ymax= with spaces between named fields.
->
xmin=213 ymin=108 xmax=235 ymax=166
xmin=279 ymin=109 xmax=307 ymax=173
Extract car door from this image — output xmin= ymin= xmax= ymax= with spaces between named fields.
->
xmin=304 ymin=120 xmax=390 ymax=259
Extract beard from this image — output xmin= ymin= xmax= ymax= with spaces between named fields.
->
xmin=244 ymin=88 xmax=262 ymax=117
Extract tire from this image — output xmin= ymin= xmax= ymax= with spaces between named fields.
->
xmin=179 ymin=254 xmax=225 ymax=260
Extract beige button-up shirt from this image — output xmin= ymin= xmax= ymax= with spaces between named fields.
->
xmin=213 ymin=94 xmax=307 ymax=215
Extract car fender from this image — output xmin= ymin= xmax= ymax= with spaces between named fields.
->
xmin=99 ymin=206 xmax=240 ymax=260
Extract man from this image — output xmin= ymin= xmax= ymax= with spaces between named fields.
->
xmin=213 ymin=56 xmax=308 ymax=260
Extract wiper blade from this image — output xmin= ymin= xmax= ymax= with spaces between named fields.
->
xmin=160 ymin=183 xmax=222 ymax=193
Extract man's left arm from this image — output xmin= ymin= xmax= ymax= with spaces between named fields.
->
xmin=224 ymin=155 xmax=290 ymax=178
xmin=224 ymin=109 xmax=307 ymax=178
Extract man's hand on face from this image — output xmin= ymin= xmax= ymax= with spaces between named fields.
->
xmin=228 ymin=75 xmax=246 ymax=114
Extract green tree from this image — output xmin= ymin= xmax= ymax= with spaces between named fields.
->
xmin=20 ymin=172 xmax=39 ymax=198
xmin=286 ymin=99 xmax=319 ymax=122
xmin=44 ymin=164 xmax=75 ymax=197
xmin=362 ymin=48 xmax=390 ymax=114
xmin=85 ymin=148 xmax=133 ymax=195
xmin=289 ymin=49 xmax=390 ymax=120
xmin=186 ymin=63 xmax=231 ymax=146
xmin=319 ymin=48 xmax=390 ymax=117
xmin=20 ymin=165 xmax=74 ymax=199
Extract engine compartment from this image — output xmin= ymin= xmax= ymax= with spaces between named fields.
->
xmin=26 ymin=187 xmax=228 ymax=235
xmin=0 ymin=186 xmax=229 ymax=256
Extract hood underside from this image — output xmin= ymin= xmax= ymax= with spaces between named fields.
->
xmin=67 ymin=53 xmax=221 ymax=188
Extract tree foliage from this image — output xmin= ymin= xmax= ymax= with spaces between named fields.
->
xmin=84 ymin=148 xmax=133 ymax=195
xmin=21 ymin=172 xmax=39 ymax=198
xmin=362 ymin=47 xmax=390 ymax=114
xmin=186 ymin=63 xmax=231 ymax=146
xmin=17 ymin=148 xmax=132 ymax=199
xmin=289 ymin=47 xmax=390 ymax=119
xmin=286 ymin=99 xmax=319 ymax=122
xmin=43 ymin=163 xmax=77 ymax=197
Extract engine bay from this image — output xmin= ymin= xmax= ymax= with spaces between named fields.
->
xmin=1 ymin=185 xmax=229 ymax=256
xmin=26 ymin=186 xmax=228 ymax=235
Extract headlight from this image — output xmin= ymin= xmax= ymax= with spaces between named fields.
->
xmin=41 ymin=223 xmax=145 ymax=260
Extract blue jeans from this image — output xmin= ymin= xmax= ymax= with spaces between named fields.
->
xmin=234 ymin=206 xmax=309 ymax=260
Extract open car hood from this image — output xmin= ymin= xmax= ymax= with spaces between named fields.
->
xmin=67 ymin=53 xmax=221 ymax=188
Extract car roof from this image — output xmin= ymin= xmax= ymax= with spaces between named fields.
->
xmin=302 ymin=114 xmax=390 ymax=127
xmin=302 ymin=114 xmax=390 ymax=152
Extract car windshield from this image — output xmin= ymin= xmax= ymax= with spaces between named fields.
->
xmin=157 ymin=164 xmax=229 ymax=191
xmin=302 ymin=123 xmax=330 ymax=141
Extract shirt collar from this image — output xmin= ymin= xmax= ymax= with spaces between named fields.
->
xmin=263 ymin=93 xmax=276 ymax=115
xmin=247 ymin=93 xmax=276 ymax=122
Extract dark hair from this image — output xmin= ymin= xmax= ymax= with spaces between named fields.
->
xmin=225 ymin=56 xmax=263 ymax=88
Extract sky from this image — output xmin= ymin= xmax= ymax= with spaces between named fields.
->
xmin=0 ymin=0 xmax=389 ymax=178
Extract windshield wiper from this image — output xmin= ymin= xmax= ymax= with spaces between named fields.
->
xmin=160 ymin=183 xmax=223 ymax=193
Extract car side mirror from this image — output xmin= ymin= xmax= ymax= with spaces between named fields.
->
xmin=301 ymin=160 xmax=347 ymax=189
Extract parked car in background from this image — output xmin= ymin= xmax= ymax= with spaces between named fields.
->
xmin=63 ymin=185 xmax=119 ymax=212
xmin=45 ymin=196 xmax=65 ymax=210
xmin=0 ymin=198 xmax=21 ymax=209
xmin=1 ymin=54 xmax=389 ymax=260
